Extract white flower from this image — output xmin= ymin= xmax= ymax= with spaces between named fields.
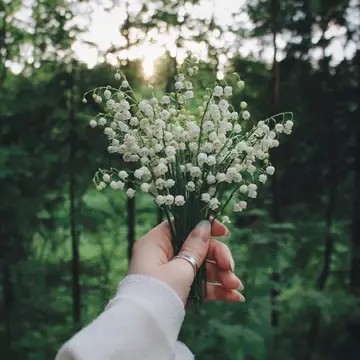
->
xmin=233 ymin=124 xmax=242 ymax=133
xmin=175 ymin=81 xmax=184 ymax=90
xmin=165 ymin=146 xmax=176 ymax=157
xmin=140 ymin=183 xmax=150 ymax=192
xmin=233 ymin=201 xmax=247 ymax=212
xmin=103 ymin=173 xmax=111 ymax=182
xmin=275 ymin=124 xmax=284 ymax=133
xmin=239 ymin=185 xmax=248 ymax=193
xmin=126 ymin=188 xmax=136 ymax=198
xmin=185 ymin=90 xmax=194 ymax=99
xmin=201 ymin=193 xmax=211 ymax=202
xmin=134 ymin=169 xmax=143 ymax=179
xmin=162 ymin=95 xmax=171 ymax=104
xmin=266 ymin=166 xmax=275 ymax=175
xmin=237 ymin=80 xmax=245 ymax=90
xmin=259 ymin=174 xmax=267 ymax=183
xmin=272 ymin=139 xmax=280 ymax=147
xmin=185 ymin=81 xmax=193 ymax=90
xmin=206 ymin=155 xmax=216 ymax=166
xmin=166 ymin=179 xmax=175 ymax=188
xmin=209 ymin=198 xmax=220 ymax=210
xmin=104 ymin=89 xmax=111 ymax=99
xmin=116 ymin=181 xmax=124 ymax=190
xmin=206 ymin=187 xmax=214 ymax=196
xmin=154 ymin=163 xmax=168 ymax=176
xmin=224 ymin=86 xmax=233 ymax=96
xmin=177 ymin=74 xmax=185 ymax=82
xmin=150 ymin=98 xmax=158 ymax=106
xmin=165 ymin=195 xmax=174 ymax=206
xmin=190 ymin=166 xmax=202 ymax=177
xmin=155 ymin=195 xmax=165 ymax=205
xmin=248 ymin=190 xmax=257 ymax=198
xmin=98 ymin=117 xmax=106 ymax=126
xmin=248 ymin=183 xmax=257 ymax=192
xmin=197 ymin=153 xmax=207 ymax=164
xmin=284 ymin=120 xmax=294 ymax=134
xmin=285 ymin=120 xmax=294 ymax=129
xmin=206 ymin=174 xmax=216 ymax=184
xmin=219 ymin=99 xmax=229 ymax=111
xmin=118 ymin=170 xmax=129 ymax=180
xmin=89 ymin=59 xmax=293 ymax=227
xmin=222 ymin=215 xmax=231 ymax=223
xmin=187 ymin=181 xmax=196 ymax=191
xmin=242 ymin=111 xmax=250 ymax=120
xmin=213 ymin=86 xmax=224 ymax=97
xmin=175 ymin=195 xmax=185 ymax=206
xmin=236 ymin=141 xmax=247 ymax=152
xmin=216 ymin=173 xmax=226 ymax=182
xmin=130 ymin=117 xmax=139 ymax=126
xmin=155 ymin=178 xmax=166 ymax=189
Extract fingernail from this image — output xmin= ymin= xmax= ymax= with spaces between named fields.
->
xmin=239 ymin=294 xmax=246 ymax=302
xmin=230 ymin=255 xmax=235 ymax=273
xmin=237 ymin=280 xmax=244 ymax=291
xmin=195 ymin=220 xmax=211 ymax=242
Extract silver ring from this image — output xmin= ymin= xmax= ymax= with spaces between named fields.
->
xmin=173 ymin=253 xmax=198 ymax=275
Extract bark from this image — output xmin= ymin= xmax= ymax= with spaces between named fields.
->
xmin=69 ymin=61 xmax=81 ymax=330
xmin=348 ymin=49 xmax=360 ymax=360
xmin=0 ymin=2 xmax=8 ymax=85
xmin=1 ymin=261 xmax=13 ymax=356
xmin=270 ymin=0 xmax=281 ymax=333
xmin=127 ymin=184 xmax=135 ymax=262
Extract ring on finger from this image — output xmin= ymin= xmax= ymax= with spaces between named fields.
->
xmin=173 ymin=253 xmax=198 ymax=275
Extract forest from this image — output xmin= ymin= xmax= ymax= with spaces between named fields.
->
xmin=1 ymin=0 xmax=360 ymax=359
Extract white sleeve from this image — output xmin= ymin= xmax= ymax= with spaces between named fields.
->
xmin=55 ymin=275 xmax=194 ymax=360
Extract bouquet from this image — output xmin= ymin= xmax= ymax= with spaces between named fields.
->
xmin=84 ymin=55 xmax=293 ymax=304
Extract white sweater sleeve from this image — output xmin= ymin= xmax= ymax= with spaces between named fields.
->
xmin=55 ymin=275 xmax=194 ymax=360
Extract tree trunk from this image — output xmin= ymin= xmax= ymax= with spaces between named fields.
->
xmin=307 ymin=57 xmax=338 ymax=360
xmin=348 ymin=49 xmax=360 ymax=360
xmin=69 ymin=61 xmax=81 ymax=331
xmin=0 ymin=2 xmax=8 ymax=86
xmin=270 ymin=0 xmax=281 ymax=335
xmin=127 ymin=185 xmax=135 ymax=262
xmin=1 ymin=261 xmax=13 ymax=356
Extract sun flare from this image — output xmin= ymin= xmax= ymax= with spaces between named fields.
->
xmin=142 ymin=57 xmax=155 ymax=79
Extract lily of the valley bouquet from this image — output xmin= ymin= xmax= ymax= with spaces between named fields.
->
xmin=85 ymin=55 xmax=293 ymax=304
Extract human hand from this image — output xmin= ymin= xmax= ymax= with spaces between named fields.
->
xmin=128 ymin=220 xmax=245 ymax=304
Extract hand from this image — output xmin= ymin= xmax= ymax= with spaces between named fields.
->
xmin=128 ymin=219 xmax=245 ymax=304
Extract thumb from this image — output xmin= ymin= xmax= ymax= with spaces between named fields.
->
xmin=163 ymin=220 xmax=211 ymax=304
xmin=176 ymin=220 xmax=212 ymax=270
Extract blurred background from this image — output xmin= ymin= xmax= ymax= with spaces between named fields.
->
xmin=1 ymin=0 xmax=360 ymax=359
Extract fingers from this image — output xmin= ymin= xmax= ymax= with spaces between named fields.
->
xmin=207 ymin=238 xmax=235 ymax=272
xmin=206 ymin=260 xmax=244 ymax=290
xmin=210 ymin=218 xmax=230 ymax=237
xmin=172 ymin=220 xmax=212 ymax=280
xmin=130 ymin=220 xmax=173 ymax=270
xmin=205 ymin=283 xmax=245 ymax=302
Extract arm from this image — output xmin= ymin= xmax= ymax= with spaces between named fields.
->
xmin=56 ymin=220 xmax=243 ymax=360
xmin=56 ymin=275 xmax=193 ymax=360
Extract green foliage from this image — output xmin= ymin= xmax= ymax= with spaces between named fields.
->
xmin=1 ymin=0 xmax=360 ymax=359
